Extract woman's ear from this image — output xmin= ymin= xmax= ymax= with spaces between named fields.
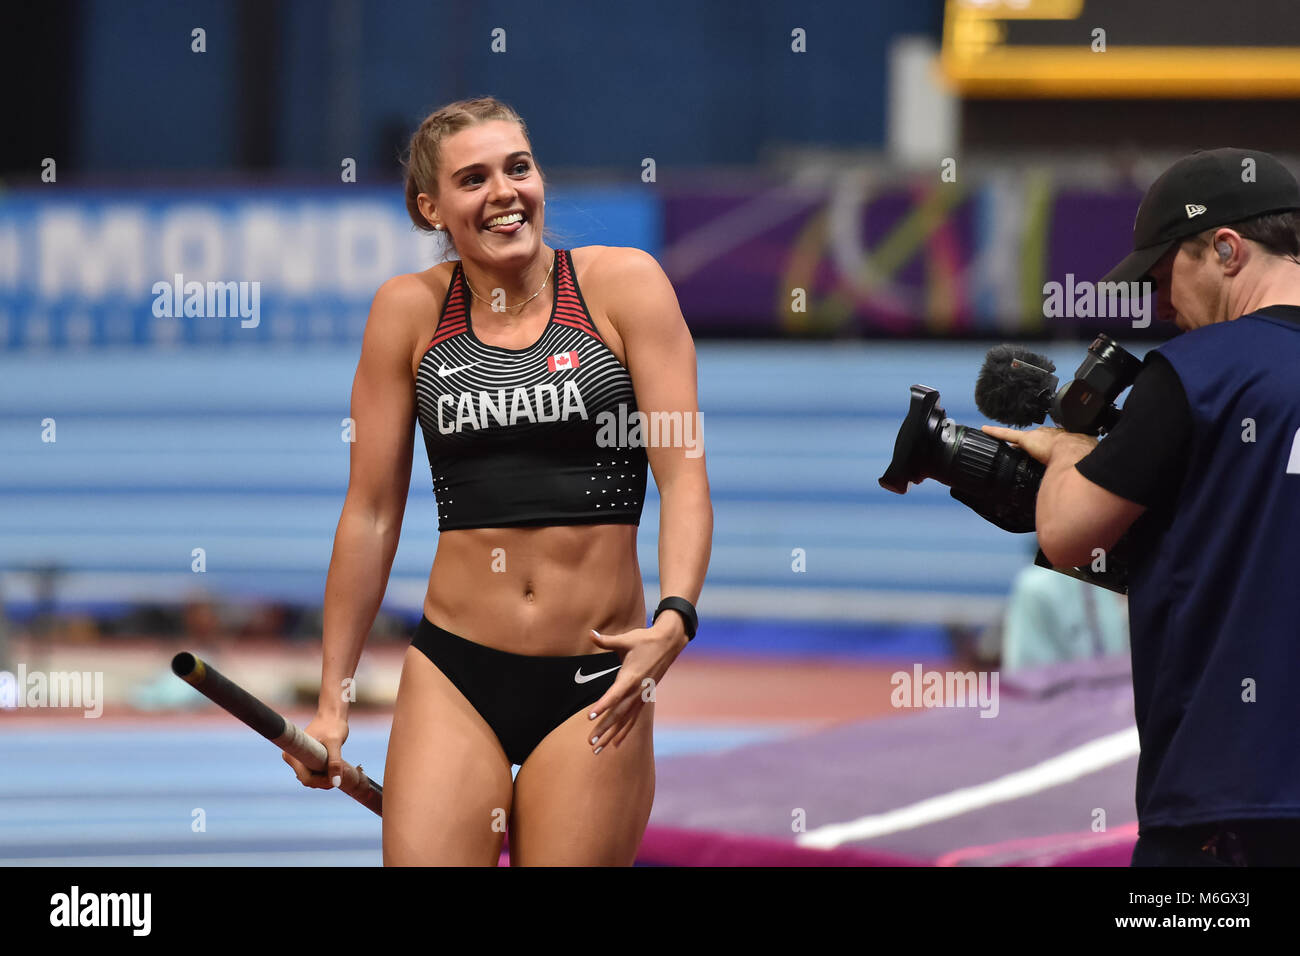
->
xmin=416 ymin=192 xmax=439 ymax=229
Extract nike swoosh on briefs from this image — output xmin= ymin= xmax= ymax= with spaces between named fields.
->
xmin=437 ymin=362 xmax=478 ymax=377
xmin=574 ymin=664 xmax=622 ymax=684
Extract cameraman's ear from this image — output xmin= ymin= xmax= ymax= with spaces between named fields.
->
xmin=1213 ymin=231 xmax=1245 ymax=275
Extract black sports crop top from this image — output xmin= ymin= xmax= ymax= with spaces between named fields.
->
xmin=414 ymin=248 xmax=649 ymax=531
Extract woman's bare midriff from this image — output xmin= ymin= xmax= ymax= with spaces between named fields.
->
xmin=411 ymin=247 xmax=644 ymax=656
xmin=422 ymin=524 xmax=646 ymax=656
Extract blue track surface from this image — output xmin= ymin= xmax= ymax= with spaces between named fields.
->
xmin=2 ymin=341 xmax=1157 ymax=629
xmin=0 ymin=720 xmax=805 ymax=866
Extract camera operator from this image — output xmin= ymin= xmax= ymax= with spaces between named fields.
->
xmin=982 ymin=148 xmax=1300 ymax=867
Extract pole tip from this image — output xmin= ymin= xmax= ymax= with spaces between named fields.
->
xmin=171 ymin=651 xmax=201 ymax=681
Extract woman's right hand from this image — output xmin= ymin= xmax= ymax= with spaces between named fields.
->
xmin=283 ymin=711 xmax=350 ymax=789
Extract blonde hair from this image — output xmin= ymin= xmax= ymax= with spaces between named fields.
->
xmin=402 ymin=96 xmax=572 ymax=257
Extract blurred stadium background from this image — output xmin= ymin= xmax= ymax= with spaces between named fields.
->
xmin=2 ymin=0 xmax=1296 ymax=866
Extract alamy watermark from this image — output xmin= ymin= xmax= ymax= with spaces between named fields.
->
xmin=1043 ymin=275 xmax=1152 ymax=328
xmin=595 ymin=405 xmax=703 ymax=458
xmin=49 ymin=886 xmax=150 ymax=935
xmin=890 ymin=663 xmax=999 ymax=718
xmin=152 ymin=273 xmax=261 ymax=328
xmin=0 ymin=665 xmax=104 ymax=717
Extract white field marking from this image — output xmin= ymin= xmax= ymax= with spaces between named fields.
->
xmin=796 ymin=726 xmax=1140 ymax=849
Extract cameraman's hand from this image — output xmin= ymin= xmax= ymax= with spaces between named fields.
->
xmin=980 ymin=425 xmax=1097 ymax=465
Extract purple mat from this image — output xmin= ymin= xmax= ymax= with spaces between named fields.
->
xmin=649 ymin=654 xmax=1140 ymax=865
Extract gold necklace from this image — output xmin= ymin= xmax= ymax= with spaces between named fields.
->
xmin=462 ymin=256 xmax=555 ymax=312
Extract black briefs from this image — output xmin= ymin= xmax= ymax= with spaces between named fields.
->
xmin=410 ymin=616 xmax=623 ymax=766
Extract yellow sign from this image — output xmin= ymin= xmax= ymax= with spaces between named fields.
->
xmin=941 ymin=0 xmax=1300 ymax=97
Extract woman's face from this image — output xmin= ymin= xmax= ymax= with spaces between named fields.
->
xmin=426 ymin=120 xmax=545 ymax=266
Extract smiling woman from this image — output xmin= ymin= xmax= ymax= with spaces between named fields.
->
xmin=402 ymin=98 xmax=562 ymax=259
xmin=280 ymin=96 xmax=713 ymax=867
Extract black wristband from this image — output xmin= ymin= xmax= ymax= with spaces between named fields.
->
xmin=653 ymin=597 xmax=698 ymax=641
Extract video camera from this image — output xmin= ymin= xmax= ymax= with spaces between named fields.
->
xmin=878 ymin=334 xmax=1143 ymax=593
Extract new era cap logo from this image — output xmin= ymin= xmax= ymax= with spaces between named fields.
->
xmin=1186 ymin=203 xmax=1207 ymax=218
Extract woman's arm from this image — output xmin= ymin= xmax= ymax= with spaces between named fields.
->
xmin=317 ymin=276 xmax=422 ymax=719
xmin=607 ymin=246 xmax=712 ymax=635
xmin=566 ymin=247 xmax=712 ymax=750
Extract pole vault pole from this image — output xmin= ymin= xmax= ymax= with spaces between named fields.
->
xmin=171 ymin=651 xmax=383 ymax=817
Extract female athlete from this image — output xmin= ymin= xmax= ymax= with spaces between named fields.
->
xmin=284 ymin=96 xmax=712 ymax=865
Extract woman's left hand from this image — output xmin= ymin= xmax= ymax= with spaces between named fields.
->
xmin=586 ymin=618 xmax=689 ymax=753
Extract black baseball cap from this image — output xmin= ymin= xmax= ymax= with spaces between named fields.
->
xmin=1102 ymin=147 xmax=1300 ymax=283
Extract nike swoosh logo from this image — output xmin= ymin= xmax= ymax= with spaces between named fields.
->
xmin=437 ymin=362 xmax=477 ymax=377
xmin=574 ymin=663 xmax=621 ymax=684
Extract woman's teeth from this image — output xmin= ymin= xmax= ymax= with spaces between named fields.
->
xmin=485 ymin=212 xmax=525 ymax=231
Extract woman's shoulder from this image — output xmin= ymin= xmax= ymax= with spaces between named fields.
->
xmin=570 ymin=245 xmax=667 ymax=289
xmin=569 ymin=246 xmax=680 ymax=343
xmin=372 ymin=262 xmax=456 ymax=309
xmin=362 ymin=265 xmax=456 ymax=353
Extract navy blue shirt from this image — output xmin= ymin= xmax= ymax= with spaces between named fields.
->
xmin=1076 ymin=306 xmax=1300 ymax=829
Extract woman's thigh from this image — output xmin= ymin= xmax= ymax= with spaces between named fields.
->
xmin=508 ymin=700 xmax=655 ymax=866
xmin=382 ymin=645 xmax=515 ymax=866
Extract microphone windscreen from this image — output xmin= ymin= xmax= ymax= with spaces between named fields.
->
xmin=975 ymin=345 xmax=1057 ymax=426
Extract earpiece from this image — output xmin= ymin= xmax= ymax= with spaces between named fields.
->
xmin=1216 ymin=241 xmax=1231 ymax=262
